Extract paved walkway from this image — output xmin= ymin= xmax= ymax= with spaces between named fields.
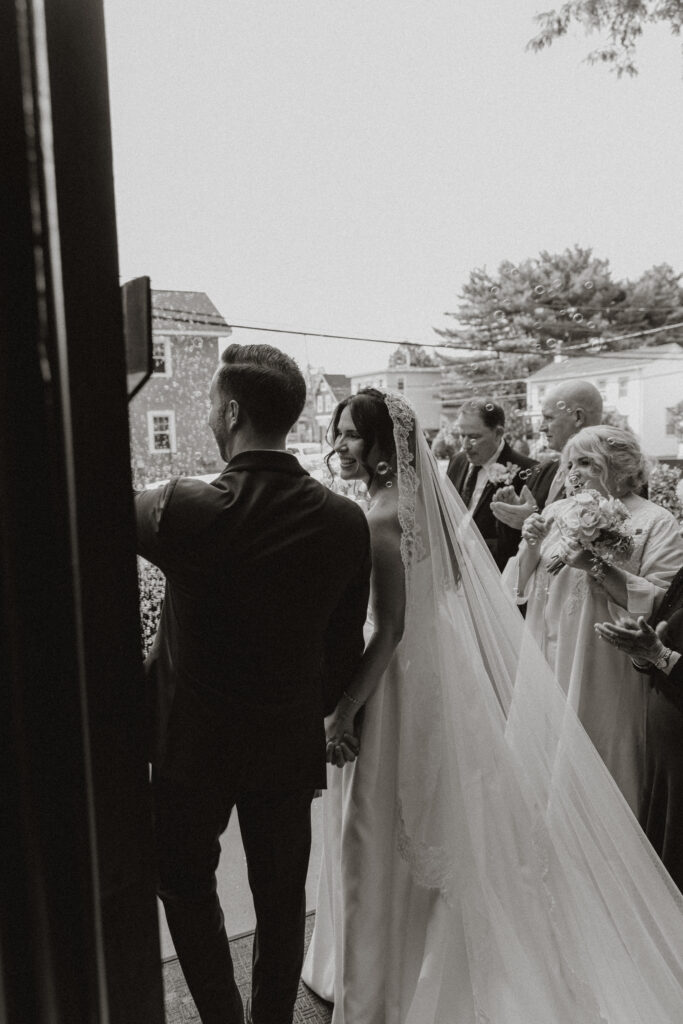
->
xmin=158 ymin=797 xmax=324 ymax=959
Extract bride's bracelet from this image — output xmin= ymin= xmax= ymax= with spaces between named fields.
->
xmin=342 ymin=690 xmax=363 ymax=708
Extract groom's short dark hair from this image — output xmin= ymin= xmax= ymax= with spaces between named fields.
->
xmin=217 ymin=343 xmax=306 ymax=434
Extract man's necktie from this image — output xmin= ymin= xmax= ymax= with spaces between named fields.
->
xmin=461 ymin=462 xmax=480 ymax=509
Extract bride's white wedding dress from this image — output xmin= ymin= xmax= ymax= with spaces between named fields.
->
xmin=303 ymin=393 xmax=683 ymax=1024
xmin=304 ymin=569 xmax=474 ymax=1024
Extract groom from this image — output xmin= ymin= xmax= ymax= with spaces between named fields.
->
xmin=136 ymin=343 xmax=371 ymax=1024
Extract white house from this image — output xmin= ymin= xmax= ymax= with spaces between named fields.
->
xmin=526 ymin=344 xmax=683 ymax=459
xmin=349 ymin=366 xmax=444 ymax=435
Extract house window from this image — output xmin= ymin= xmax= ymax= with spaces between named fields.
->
xmin=597 ymin=378 xmax=608 ymax=398
xmin=665 ymin=406 xmax=681 ymax=436
xmin=324 ymin=393 xmax=333 ymax=412
xmin=147 ymin=411 xmax=176 ymax=453
xmin=316 ymin=394 xmax=324 ymax=413
xmin=618 ymin=378 xmax=628 ymax=398
xmin=397 ymin=376 xmax=406 ymax=392
xmin=152 ymin=337 xmax=172 ymax=376
xmin=537 ymin=386 xmax=546 ymax=401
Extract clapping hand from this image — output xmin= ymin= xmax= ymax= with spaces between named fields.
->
xmin=490 ymin=485 xmax=538 ymax=530
xmin=594 ymin=616 xmax=669 ymax=663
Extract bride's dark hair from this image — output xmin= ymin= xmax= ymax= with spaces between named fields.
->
xmin=326 ymin=388 xmax=396 ymax=486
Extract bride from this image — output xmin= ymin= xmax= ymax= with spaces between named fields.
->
xmin=302 ymin=387 xmax=683 ymax=1024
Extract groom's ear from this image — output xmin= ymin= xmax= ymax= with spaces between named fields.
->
xmin=226 ymin=399 xmax=241 ymax=431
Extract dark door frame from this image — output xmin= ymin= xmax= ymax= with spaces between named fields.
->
xmin=0 ymin=2 xmax=164 ymax=1020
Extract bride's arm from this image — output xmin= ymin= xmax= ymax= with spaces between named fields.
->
xmin=325 ymin=511 xmax=406 ymax=758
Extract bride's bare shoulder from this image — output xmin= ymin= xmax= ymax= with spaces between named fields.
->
xmin=367 ymin=502 xmax=402 ymax=551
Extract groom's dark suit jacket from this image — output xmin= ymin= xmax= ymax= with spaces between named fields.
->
xmin=446 ymin=440 xmax=537 ymax=570
xmin=136 ymin=450 xmax=371 ymax=791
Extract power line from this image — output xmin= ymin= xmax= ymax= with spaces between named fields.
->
xmin=151 ymin=305 xmax=683 ymax=359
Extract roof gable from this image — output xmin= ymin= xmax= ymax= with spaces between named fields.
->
xmin=321 ymin=374 xmax=352 ymax=399
xmin=152 ymin=290 xmax=230 ymax=334
xmin=528 ymin=343 xmax=683 ymax=381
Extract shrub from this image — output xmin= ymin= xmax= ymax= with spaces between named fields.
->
xmin=649 ymin=461 xmax=683 ymax=525
xmin=431 ymin=425 xmax=460 ymax=460
xmin=138 ymin=557 xmax=166 ymax=657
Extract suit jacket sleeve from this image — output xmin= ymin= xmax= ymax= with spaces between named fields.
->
xmin=321 ymin=515 xmax=372 ymax=715
xmin=494 ymin=447 xmax=538 ymax=567
xmin=135 ymin=477 xmax=219 ymax=576
xmin=646 ymin=600 xmax=683 ymax=714
xmin=135 ymin=479 xmax=180 ymax=570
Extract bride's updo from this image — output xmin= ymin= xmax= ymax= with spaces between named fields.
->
xmin=326 ymin=388 xmax=397 ymax=485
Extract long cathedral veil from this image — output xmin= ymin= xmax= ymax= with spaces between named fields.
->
xmin=382 ymin=390 xmax=683 ymax=1022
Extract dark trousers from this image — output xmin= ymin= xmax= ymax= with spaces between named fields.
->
xmin=153 ymin=772 xmax=315 ymax=1024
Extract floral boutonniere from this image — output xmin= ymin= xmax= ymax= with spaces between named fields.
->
xmin=487 ymin=461 xmax=521 ymax=487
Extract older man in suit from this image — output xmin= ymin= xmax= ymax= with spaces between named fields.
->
xmin=490 ymin=380 xmax=603 ymax=531
xmin=446 ymin=398 xmax=537 ymax=570
xmin=136 ymin=343 xmax=371 ymax=1024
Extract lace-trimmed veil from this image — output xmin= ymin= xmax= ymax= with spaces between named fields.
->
xmin=382 ymin=389 xmax=683 ymax=1023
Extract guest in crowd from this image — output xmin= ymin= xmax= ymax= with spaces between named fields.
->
xmin=446 ymin=398 xmax=537 ymax=570
xmin=504 ymin=426 xmax=683 ymax=812
xmin=491 ymin=380 xmax=603 ymax=530
xmin=595 ymin=567 xmax=683 ymax=890
xmin=511 ymin=437 xmax=531 ymax=456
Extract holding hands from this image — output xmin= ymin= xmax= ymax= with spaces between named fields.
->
xmin=325 ymin=692 xmax=363 ymax=767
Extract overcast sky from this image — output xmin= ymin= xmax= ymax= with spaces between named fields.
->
xmin=103 ymin=0 xmax=683 ymax=375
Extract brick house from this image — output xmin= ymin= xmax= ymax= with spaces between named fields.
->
xmin=128 ymin=290 xmax=231 ymax=486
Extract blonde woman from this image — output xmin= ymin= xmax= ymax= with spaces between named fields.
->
xmin=505 ymin=425 xmax=683 ymax=811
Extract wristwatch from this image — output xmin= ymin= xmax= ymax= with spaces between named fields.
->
xmin=653 ymin=646 xmax=673 ymax=672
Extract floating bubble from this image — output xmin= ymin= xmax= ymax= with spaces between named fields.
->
xmin=546 ymin=338 xmax=557 ymax=348
xmin=485 ymin=402 xmax=494 ymax=411
xmin=556 ymin=400 xmax=567 ymax=410
xmin=583 ymin=281 xmax=594 ymax=290
xmin=375 ymin=461 xmax=391 ymax=475
xmin=534 ymin=285 xmax=545 ymax=295
xmin=490 ymin=285 xmax=499 ymax=295
xmin=587 ymin=321 xmax=596 ymax=330
xmin=559 ymin=308 xmax=568 ymax=316
xmin=519 ymin=468 xmax=532 ymax=480
xmin=494 ymin=309 xmax=506 ymax=320
xmin=552 ymin=278 xmax=562 ymax=289
xmin=573 ymin=313 xmax=584 ymax=323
